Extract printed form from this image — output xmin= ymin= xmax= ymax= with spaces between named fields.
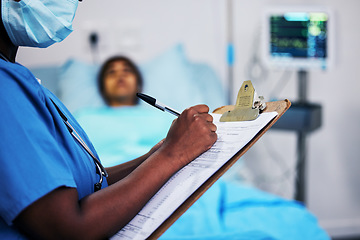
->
xmin=111 ymin=112 xmax=278 ymax=240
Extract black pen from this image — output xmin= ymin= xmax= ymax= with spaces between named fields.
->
xmin=136 ymin=93 xmax=180 ymax=117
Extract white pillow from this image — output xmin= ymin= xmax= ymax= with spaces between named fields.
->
xmin=58 ymin=59 xmax=104 ymax=113
xmin=141 ymin=44 xmax=226 ymax=111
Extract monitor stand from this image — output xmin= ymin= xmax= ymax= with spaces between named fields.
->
xmin=272 ymin=70 xmax=322 ymax=204
xmin=296 ymin=69 xmax=308 ymax=203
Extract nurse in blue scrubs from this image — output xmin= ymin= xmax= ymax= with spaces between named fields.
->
xmin=0 ymin=0 xmax=217 ymax=239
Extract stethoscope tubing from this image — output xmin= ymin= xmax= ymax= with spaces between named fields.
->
xmin=50 ymin=98 xmax=108 ymax=191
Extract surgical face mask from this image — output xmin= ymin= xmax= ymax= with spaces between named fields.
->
xmin=1 ymin=0 xmax=78 ymax=48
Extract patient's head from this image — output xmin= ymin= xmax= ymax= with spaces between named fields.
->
xmin=98 ymin=56 xmax=143 ymax=106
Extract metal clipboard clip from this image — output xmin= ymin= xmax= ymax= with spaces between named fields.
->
xmin=220 ymin=80 xmax=266 ymax=122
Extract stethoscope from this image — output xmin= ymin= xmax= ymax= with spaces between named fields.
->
xmin=0 ymin=52 xmax=108 ymax=192
xmin=50 ymin=99 xmax=108 ymax=192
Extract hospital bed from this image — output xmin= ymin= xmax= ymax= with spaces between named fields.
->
xmin=30 ymin=44 xmax=329 ymax=240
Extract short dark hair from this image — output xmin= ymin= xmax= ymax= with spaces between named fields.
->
xmin=97 ymin=56 xmax=143 ymax=105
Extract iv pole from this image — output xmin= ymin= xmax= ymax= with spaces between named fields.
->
xmin=226 ymin=0 xmax=234 ymax=105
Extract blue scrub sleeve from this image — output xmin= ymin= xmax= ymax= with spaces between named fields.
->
xmin=0 ymin=64 xmax=77 ymax=225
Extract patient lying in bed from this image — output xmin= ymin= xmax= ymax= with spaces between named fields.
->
xmin=73 ymin=52 xmax=329 ymax=240
xmin=75 ymin=55 xmax=175 ymax=167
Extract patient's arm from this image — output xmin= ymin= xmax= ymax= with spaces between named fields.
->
xmin=106 ymin=139 xmax=164 ymax=185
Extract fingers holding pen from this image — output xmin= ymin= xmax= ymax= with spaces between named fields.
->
xmin=191 ymin=114 xmax=217 ymax=134
xmin=181 ymin=105 xmax=218 ymax=149
xmin=192 ymin=111 xmax=213 ymax=123
xmin=208 ymin=121 xmax=217 ymax=133
xmin=184 ymin=105 xmax=217 ymax=132
xmin=161 ymin=104 xmax=218 ymax=168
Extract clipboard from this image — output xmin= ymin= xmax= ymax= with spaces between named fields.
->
xmin=148 ymin=99 xmax=291 ymax=239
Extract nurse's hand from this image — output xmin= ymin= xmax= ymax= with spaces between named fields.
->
xmin=160 ymin=104 xmax=217 ymax=169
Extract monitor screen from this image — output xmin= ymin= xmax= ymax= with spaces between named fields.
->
xmin=262 ymin=7 xmax=333 ymax=70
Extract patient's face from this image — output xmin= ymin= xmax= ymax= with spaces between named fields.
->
xmin=103 ymin=60 xmax=138 ymax=106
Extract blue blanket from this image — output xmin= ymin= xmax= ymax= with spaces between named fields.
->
xmin=75 ymin=105 xmax=175 ymax=167
xmin=161 ymin=180 xmax=329 ymax=240
xmin=74 ymin=106 xmax=329 ymax=240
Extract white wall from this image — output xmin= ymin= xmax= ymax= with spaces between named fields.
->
xmin=17 ymin=0 xmax=228 ymax=84
xmin=16 ymin=0 xmax=360 ymax=238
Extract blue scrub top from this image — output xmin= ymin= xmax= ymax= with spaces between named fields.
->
xmin=0 ymin=59 xmax=108 ymax=239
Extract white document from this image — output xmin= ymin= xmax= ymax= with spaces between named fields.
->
xmin=111 ymin=112 xmax=278 ymax=240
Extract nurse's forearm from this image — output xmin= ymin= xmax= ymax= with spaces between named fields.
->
xmin=13 ymin=149 xmax=180 ymax=240
xmin=79 ymin=148 xmax=182 ymax=239
xmin=13 ymin=105 xmax=216 ymax=240
xmin=105 ymin=153 xmax=150 ymax=185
